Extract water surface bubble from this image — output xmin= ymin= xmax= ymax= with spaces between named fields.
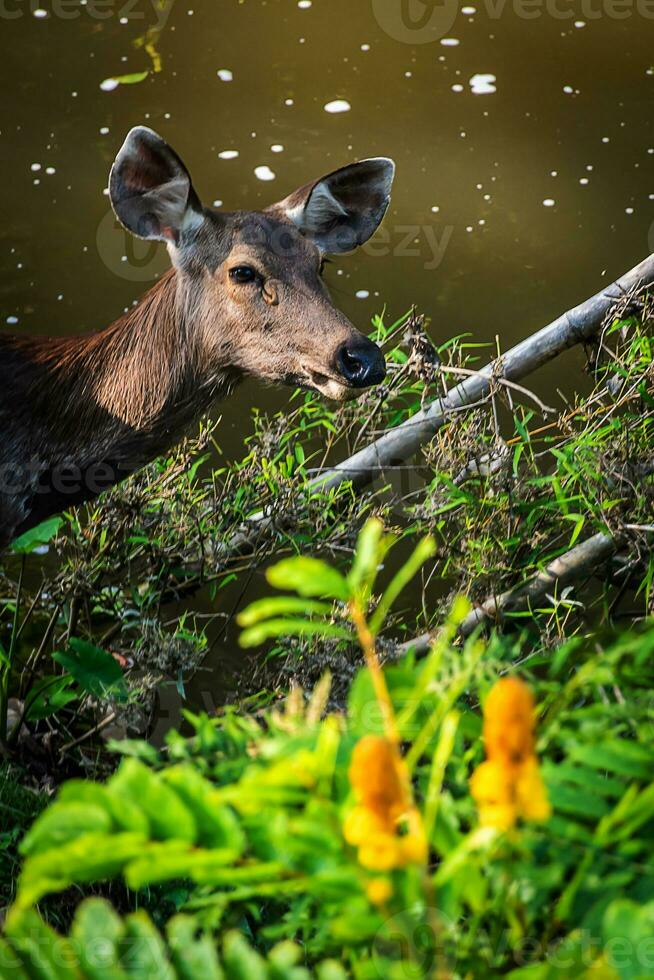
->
xmin=324 ymin=99 xmax=351 ymax=113
xmin=543 ymin=199 xmax=556 ymax=207
xmin=217 ymin=69 xmax=233 ymax=81
xmin=254 ymin=166 xmax=276 ymax=181
xmin=470 ymin=73 xmax=496 ymax=95
xmin=219 ymin=150 xmax=239 ymax=160
xmin=355 ymin=290 xmax=370 ymax=299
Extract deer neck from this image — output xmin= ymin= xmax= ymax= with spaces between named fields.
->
xmin=11 ymin=269 xmax=236 ymax=470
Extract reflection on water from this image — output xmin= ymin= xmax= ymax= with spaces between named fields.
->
xmin=1 ymin=0 xmax=653 ymax=706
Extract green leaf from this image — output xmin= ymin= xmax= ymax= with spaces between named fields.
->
xmin=239 ymin=618 xmax=351 ymax=649
xmin=569 ymin=742 xmax=654 ymax=780
xmin=108 ymin=758 xmax=197 ymax=842
xmin=5 ymin=908 xmax=79 ymax=978
xmin=16 ymin=834 xmax=147 ymax=909
xmin=603 ymin=899 xmax=654 ymax=979
xmin=58 ymin=778 xmax=150 ymax=835
xmin=102 ymin=70 xmax=150 ymax=86
xmin=11 ymin=516 xmax=62 ymax=554
xmin=52 ymin=639 xmax=128 ymax=702
xmin=24 ymin=675 xmax=78 ymax=721
xmin=20 ymin=803 xmax=113 ymax=857
xmin=121 ymin=911 xmax=175 ymax=979
xmin=71 ymin=898 xmax=127 ymax=979
xmin=161 ymin=765 xmax=245 ymax=852
xmin=347 ymin=518 xmax=385 ymax=598
xmin=237 ymin=596 xmax=332 ymax=628
xmin=125 ymin=843 xmax=244 ymax=890
xmin=222 ymin=930 xmax=268 ymax=980
xmin=266 ymin=556 xmax=350 ymax=600
xmin=0 ymin=938 xmax=27 ymax=978
xmin=167 ymin=915 xmax=225 ymax=980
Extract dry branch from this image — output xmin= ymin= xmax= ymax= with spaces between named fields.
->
xmin=315 ymin=253 xmax=654 ymax=490
xmin=397 ymin=530 xmax=623 ymax=657
xmin=210 ymin=252 xmax=654 ymax=566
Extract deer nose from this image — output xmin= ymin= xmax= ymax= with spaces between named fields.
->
xmin=336 ymin=338 xmax=386 ymax=388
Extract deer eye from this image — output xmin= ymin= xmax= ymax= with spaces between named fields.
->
xmin=229 ymin=265 xmax=258 ymax=284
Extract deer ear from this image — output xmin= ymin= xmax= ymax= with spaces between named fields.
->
xmin=109 ymin=127 xmax=203 ymax=243
xmin=270 ymin=157 xmax=395 ymax=254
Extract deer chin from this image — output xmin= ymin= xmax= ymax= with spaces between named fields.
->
xmin=304 ymin=369 xmax=361 ymax=402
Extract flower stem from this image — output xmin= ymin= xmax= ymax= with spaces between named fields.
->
xmin=349 ymin=598 xmax=399 ymax=746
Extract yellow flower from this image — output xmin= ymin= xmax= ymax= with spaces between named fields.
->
xmin=366 ymin=877 xmax=394 ymax=905
xmin=343 ymin=805 xmax=390 ymax=846
xmin=399 ymin=829 xmax=428 ymax=864
xmin=348 ymin=735 xmax=406 ymax=819
xmin=344 ymin=736 xmax=426 ymax=871
xmin=515 ymin=755 xmax=552 ymax=822
xmin=470 ymin=677 xmax=551 ymax=830
xmin=359 ymin=834 xmax=404 ymax=871
xmin=483 ymin=677 xmax=535 ymax=764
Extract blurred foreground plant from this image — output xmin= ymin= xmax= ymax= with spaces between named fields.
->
xmin=2 ymin=520 xmax=654 ymax=978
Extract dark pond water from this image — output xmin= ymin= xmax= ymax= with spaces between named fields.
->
xmin=2 ymin=0 xmax=653 ymax=719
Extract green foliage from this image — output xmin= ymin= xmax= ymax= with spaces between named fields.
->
xmin=239 ymin=519 xmax=436 ymax=647
xmin=2 ymin=900 xmax=346 ymax=979
xmin=4 ymin=521 xmax=654 ymax=976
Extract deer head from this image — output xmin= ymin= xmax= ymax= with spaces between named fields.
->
xmin=109 ymin=127 xmax=393 ymax=401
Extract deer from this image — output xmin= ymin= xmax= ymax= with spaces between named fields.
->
xmin=0 ymin=126 xmax=394 ymax=549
